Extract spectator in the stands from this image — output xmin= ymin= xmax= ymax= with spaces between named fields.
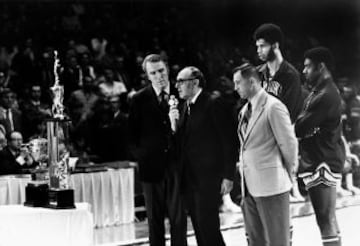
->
xmin=20 ymin=84 xmax=51 ymax=141
xmin=341 ymin=83 xmax=360 ymax=141
xmin=0 ymin=131 xmax=35 ymax=175
xmin=79 ymin=52 xmax=96 ymax=79
xmin=10 ymin=38 xmax=39 ymax=97
xmin=87 ymin=96 xmax=112 ymax=159
xmin=0 ymin=125 xmax=6 ymax=151
xmin=0 ymin=71 xmax=9 ymax=93
xmin=113 ymin=54 xmax=130 ymax=90
xmin=60 ymin=55 xmax=82 ymax=100
xmin=67 ymin=75 xmax=99 ymax=153
xmin=98 ymin=67 xmax=127 ymax=99
xmin=38 ymin=47 xmax=56 ymax=101
xmin=0 ymin=89 xmax=22 ymax=136
xmin=94 ymin=95 xmax=129 ymax=161
xmin=340 ymin=136 xmax=360 ymax=196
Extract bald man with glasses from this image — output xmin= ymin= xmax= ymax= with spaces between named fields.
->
xmin=169 ymin=66 xmax=238 ymax=246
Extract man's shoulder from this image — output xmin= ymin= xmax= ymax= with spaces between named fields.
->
xmin=266 ymin=92 xmax=288 ymax=109
xmin=315 ymin=79 xmax=341 ymax=104
xmin=0 ymin=147 xmax=11 ymax=158
xmin=130 ymin=86 xmax=153 ymax=105
xmin=256 ymin=63 xmax=267 ymax=75
xmin=278 ymin=60 xmax=300 ymax=79
xmin=133 ymin=86 xmax=151 ymax=98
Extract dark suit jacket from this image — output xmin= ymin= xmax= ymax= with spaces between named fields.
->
xmin=128 ymin=85 xmax=176 ymax=182
xmin=0 ymin=108 xmax=22 ymax=135
xmin=295 ymin=76 xmax=345 ymax=173
xmin=177 ymin=91 xmax=238 ymax=190
xmin=0 ymin=147 xmax=24 ymax=175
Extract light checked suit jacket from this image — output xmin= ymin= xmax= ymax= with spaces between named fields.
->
xmin=238 ymin=89 xmax=298 ymax=197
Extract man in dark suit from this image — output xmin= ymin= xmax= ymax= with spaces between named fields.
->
xmin=169 ymin=66 xmax=238 ymax=246
xmin=128 ymin=54 xmax=187 ymax=246
xmin=233 ymin=63 xmax=298 ymax=246
xmin=0 ymin=89 xmax=22 ymax=136
xmin=296 ymin=47 xmax=345 ymax=246
xmin=20 ymin=84 xmax=51 ymax=141
xmin=0 ymin=131 xmax=35 ymax=175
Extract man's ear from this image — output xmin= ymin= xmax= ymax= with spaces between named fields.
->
xmin=272 ymin=42 xmax=280 ymax=50
xmin=193 ymin=79 xmax=200 ymax=87
xmin=248 ymin=77 xmax=256 ymax=91
xmin=318 ymin=62 xmax=327 ymax=73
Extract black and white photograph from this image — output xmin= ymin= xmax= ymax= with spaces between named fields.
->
xmin=0 ymin=0 xmax=359 ymax=245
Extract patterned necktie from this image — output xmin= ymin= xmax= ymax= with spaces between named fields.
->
xmin=159 ymin=91 xmax=168 ymax=111
xmin=242 ymin=103 xmax=252 ymax=137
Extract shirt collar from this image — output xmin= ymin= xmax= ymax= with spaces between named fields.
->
xmin=190 ymin=88 xmax=203 ymax=104
xmin=249 ymin=88 xmax=264 ymax=111
xmin=31 ymin=100 xmax=41 ymax=106
xmin=152 ymin=84 xmax=170 ymax=97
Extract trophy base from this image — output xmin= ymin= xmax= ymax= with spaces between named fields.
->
xmin=46 ymin=189 xmax=75 ymax=209
xmin=24 ymin=182 xmax=49 ymax=207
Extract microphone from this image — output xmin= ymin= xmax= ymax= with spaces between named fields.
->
xmin=168 ymin=95 xmax=179 ymax=132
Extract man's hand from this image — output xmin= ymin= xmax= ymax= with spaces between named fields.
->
xmin=349 ymin=153 xmax=360 ymax=166
xmin=168 ymin=107 xmax=179 ymax=132
xmin=220 ymin=178 xmax=233 ymax=195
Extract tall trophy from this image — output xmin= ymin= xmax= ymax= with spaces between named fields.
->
xmin=46 ymin=51 xmax=75 ymax=209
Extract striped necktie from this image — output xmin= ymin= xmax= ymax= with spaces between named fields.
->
xmin=242 ymin=103 xmax=252 ymax=137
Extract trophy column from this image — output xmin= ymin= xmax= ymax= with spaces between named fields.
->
xmin=46 ymin=118 xmax=75 ymax=209
xmin=46 ymin=50 xmax=75 ymax=209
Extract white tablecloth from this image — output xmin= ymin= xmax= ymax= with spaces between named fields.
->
xmin=0 ymin=203 xmax=93 ymax=246
xmin=70 ymin=168 xmax=135 ymax=227
xmin=0 ymin=175 xmax=31 ymax=205
xmin=0 ymin=168 xmax=135 ymax=228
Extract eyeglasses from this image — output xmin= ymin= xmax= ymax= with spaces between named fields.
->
xmin=176 ymin=77 xmax=197 ymax=85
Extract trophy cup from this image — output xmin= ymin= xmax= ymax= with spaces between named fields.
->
xmin=46 ymin=51 xmax=75 ymax=209
xmin=24 ymin=138 xmax=49 ymax=207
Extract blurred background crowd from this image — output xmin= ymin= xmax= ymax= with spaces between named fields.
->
xmin=0 ymin=0 xmax=359 ymax=183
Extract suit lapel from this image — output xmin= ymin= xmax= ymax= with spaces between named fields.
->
xmin=243 ymin=92 xmax=267 ymax=144
xmin=179 ymin=91 xmax=206 ymax=137
xmin=238 ymin=105 xmax=247 ymax=143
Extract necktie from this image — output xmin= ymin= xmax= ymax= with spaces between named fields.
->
xmin=187 ymin=102 xmax=192 ymax=116
xmin=242 ymin=103 xmax=252 ymax=136
xmin=183 ymin=103 xmax=191 ymax=131
xmin=6 ymin=109 xmax=14 ymax=132
xmin=159 ymin=91 xmax=168 ymax=111
xmin=159 ymin=91 xmax=167 ymax=103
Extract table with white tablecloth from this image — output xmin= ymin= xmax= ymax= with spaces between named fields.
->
xmin=0 ymin=168 xmax=135 ymax=228
xmin=0 ymin=175 xmax=31 ymax=205
xmin=70 ymin=168 xmax=135 ymax=227
xmin=0 ymin=203 xmax=93 ymax=246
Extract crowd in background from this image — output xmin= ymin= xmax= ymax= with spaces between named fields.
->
xmin=0 ymin=1 xmax=359 ymax=183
